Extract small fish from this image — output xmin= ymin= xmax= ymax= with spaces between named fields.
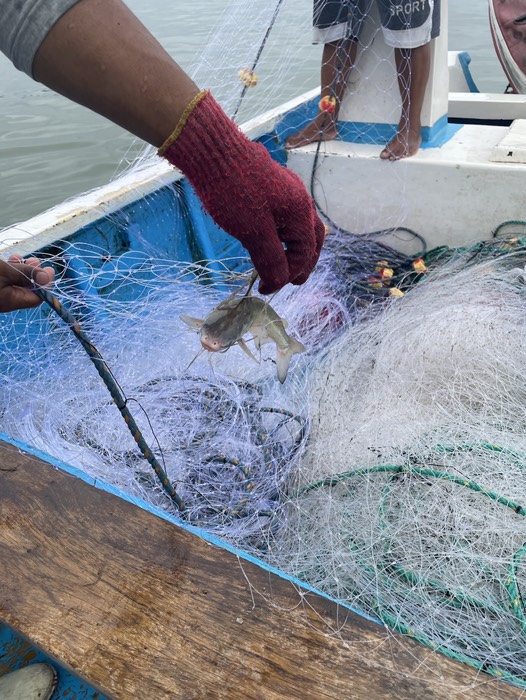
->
xmin=181 ymin=296 xmax=306 ymax=383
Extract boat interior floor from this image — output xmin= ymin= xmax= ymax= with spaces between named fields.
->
xmin=0 ymin=441 xmax=524 ymax=699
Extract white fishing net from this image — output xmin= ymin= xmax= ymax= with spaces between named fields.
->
xmin=2 ymin=0 xmax=526 ymax=692
xmin=0 ymin=243 xmax=344 ymax=534
xmin=268 ymin=242 xmax=526 ymax=683
xmin=2 ymin=230 xmax=526 ymax=686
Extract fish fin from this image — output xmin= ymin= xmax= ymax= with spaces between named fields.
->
xmin=220 ymin=270 xmax=257 ymax=305
xmin=247 ymin=321 xmax=271 ymax=350
xmin=251 ymin=329 xmax=272 ymax=350
xmin=180 ymin=314 xmax=204 ymax=329
xmin=276 ymin=349 xmax=291 ymax=384
xmin=238 ymin=338 xmax=259 ymax=364
xmin=290 ymin=337 xmax=307 ymax=355
xmin=244 ymin=269 xmax=259 ymax=296
xmin=281 ymin=318 xmax=289 ymax=330
xmin=215 ymin=297 xmax=239 ymax=310
xmin=275 ymin=338 xmax=307 ymax=384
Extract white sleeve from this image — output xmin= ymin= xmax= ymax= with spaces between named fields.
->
xmin=0 ymin=0 xmax=82 ymax=76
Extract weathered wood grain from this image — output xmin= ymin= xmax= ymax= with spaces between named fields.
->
xmin=0 ymin=440 xmax=523 ymax=699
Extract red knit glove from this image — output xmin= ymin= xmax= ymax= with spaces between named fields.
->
xmin=159 ymin=90 xmax=325 ymax=294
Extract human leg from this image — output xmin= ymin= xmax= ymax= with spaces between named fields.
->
xmin=380 ymin=42 xmax=431 ymax=160
xmin=377 ymin=0 xmax=439 ymax=160
xmin=285 ymin=0 xmax=367 ymax=149
xmin=285 ymin=37 xmax=358 ymax=149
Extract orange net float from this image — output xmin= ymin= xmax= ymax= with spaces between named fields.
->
xmin=319 ymin=95 xmax=337 ymax=114
xmin=238 ymin=68 xmax=258 ymax=87
xmin=412 ymin=257 xmax=428 ymax=273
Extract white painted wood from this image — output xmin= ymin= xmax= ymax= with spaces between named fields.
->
xmin=0 ymin=161 xmax=181 ymax=256
xmin=491 ymin=119 xmax=526 ymax=163
xmin=287 ymin=123 xmax=526 ymax=251
xmin=3 ymin=41 xmax=526 ymax=263
xmin=448 ymin=92 xmax=526 ymax=121
xmin=448 ymin=51 xmax=472 ymax=92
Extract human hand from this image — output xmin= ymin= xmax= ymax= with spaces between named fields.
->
xmin=160 ymin=91 xmax=326 ymax=294
xmin=0 ymin=256 xmax=55 ymax=313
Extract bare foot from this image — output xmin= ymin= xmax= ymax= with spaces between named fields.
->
xmin=285 ymin=113 xmax=338 ymax=150
xmin=380 ymin=127 xmax=422 ymax=161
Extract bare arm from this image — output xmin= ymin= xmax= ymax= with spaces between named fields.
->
xmin=32 ymin=0 xmax=199 ymax=147
xmin=28 ymin=0 xmax=325 ymax=294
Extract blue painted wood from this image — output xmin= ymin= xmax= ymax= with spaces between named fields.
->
xmin=0 ymin=623 xmax=110 ymax=699
xmin=337 ymin=114 xmax=457 ymax=147
xmin=457 ymin=51 xmax=480 ymax=93
xmin=273 ymin=95 xmax=460 ymax=149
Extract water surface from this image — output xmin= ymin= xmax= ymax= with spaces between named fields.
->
xmin=0 ymin=0 xmax=507 ymax=228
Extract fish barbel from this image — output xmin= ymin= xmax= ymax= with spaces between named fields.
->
xmin=181 ymin=296 xmax=306 ymax=383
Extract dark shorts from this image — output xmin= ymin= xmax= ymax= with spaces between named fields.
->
xmin=313 ymin=0 xmax=369 ymax=39
xmin=378 ymin=0 xmax=440 ymax=42
xmin=313 ymin=0 xmax=440 ymax=48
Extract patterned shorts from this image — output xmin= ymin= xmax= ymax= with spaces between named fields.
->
xmin=313 ymin=0 xmax=440 ymax=49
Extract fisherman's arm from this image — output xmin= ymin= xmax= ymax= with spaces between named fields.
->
xmin=0 ymin=0 xmax=325 ymax=294
xmin=0 ymin=0 xmax=197 ymax=148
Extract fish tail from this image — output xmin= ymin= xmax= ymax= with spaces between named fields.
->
xmin=276 ymin=338 xmax=306 ymax=383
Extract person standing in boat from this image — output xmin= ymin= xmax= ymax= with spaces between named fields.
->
xmin=286 ymin=0 xmax=441 ymax=160
xmin=0 ymin=0 xmax=326 ymax=315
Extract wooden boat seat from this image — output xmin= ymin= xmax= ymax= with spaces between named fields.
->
xmin=0 ymin=440 xmax=523 ymax=700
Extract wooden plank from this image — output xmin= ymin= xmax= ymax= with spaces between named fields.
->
xmin=0 ymin=440 xmax=522 ymax=700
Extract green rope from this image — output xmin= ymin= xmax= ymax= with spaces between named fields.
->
xmin=295 ymin=459 xmax=526 ymax=687
xmin=492 ymin=220 xmax=526 ymax=239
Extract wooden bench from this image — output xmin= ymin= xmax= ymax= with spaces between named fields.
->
xmin=0 ymin=440 xmax=522 ymax=699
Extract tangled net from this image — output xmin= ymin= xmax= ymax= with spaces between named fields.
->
xmin=268 ymin=235 xmax=526 ymax=685
xmin=2 ymin=231 xmax=526 ymax=686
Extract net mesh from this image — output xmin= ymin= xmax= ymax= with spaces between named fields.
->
xmin=3 ymin=0 xmax=526 ymax=691
xmin=3 ymin=232 xmax=526 ymax=685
